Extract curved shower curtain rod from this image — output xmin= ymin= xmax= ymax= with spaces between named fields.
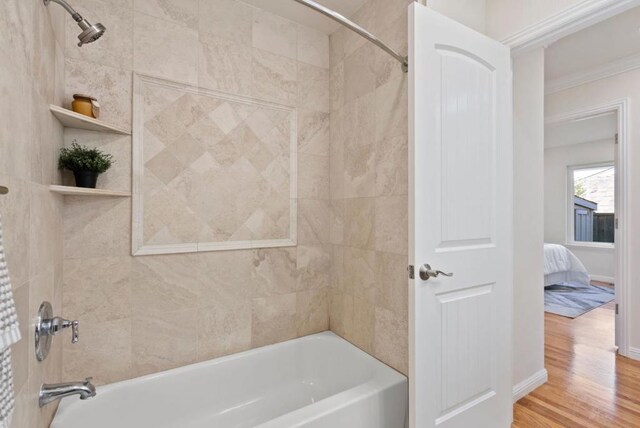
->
xmin=292 ymin=0 xmax=408 ymax=73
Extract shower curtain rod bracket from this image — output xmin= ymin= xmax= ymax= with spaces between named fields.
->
xmin=293 ymin=0 xmax=409 ymax=73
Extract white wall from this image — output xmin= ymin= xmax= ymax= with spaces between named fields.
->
xmin=546 ymin=67 xmax=640 ymax=351
xmin=544 ymin=139 xmax=615 ymax=281
xmin=512 ymin=48 xmax=546 ymax=388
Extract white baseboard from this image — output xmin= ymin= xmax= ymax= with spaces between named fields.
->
xmin=627 ymin=347 xmax=640 ymax=361
xmin=512 ymin=369 xmax=548 ymax=402
xmin=590 ymin=275 xmax=615 ymax=284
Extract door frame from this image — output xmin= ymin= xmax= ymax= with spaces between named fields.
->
xmin=545 ymin=98 xmax=630 ymax=357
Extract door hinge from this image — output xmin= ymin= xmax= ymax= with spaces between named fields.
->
xmin=615 ymin=133 xmax=619 ymax=144
xmin=408 ymin=265 xmax=415 ymax=279
xmin=616 ymin=303 xmax=619 ymax=315
xmin=615 ymin=218 xmax=619 ymax=229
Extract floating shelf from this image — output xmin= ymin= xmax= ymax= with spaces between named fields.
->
xmin=49 ymin=185 xmax=131 ymax=197
xmin=49 ymin=105 xmax=131 ymax=135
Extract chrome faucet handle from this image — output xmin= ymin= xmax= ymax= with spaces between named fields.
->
xmin=71 ymin=320 xmax=79 ymax=343
xmin=48 ymin=317 xmax=80 ymax=343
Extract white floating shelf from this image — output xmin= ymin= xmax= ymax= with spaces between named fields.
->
xmin=49 ymin=105 xmax=131 ymax=135
xmin=49 ymin=185 xmax=131 ymax=197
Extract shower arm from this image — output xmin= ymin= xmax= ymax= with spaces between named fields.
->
xmin=44 ymin=0 xmax=82 ymax=22
xmin=292 ymin=0 xmax=408 ymax=73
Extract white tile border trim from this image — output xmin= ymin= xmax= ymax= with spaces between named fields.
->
xmin=131 ymin=73 xmax=298 ymax=256
xmin=512 ymin=369 xmax=548 ymax=403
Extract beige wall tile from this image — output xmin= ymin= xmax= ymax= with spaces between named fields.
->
xmin=198 ymin=33 xmax=252 ymax=95
xmin=197 ymin=299 xmax=252 ymax=360
xmin=251 ymin=293 xmax=297 ymax=347
xmin=296 ymin=245 xmax=331 ymax=291
xmin=328 ymin=289 xmax=352 ymax=339
xmin=298 ymin=154 xmax=329 ymax=199
xmin=198 ymin=0 xmax=252 ymax=45
xmin=344 ymin=142 xmax=375 ymax=199
xmin=298 ymin=199 xmax=330 ymax=245
xmin=253 ymin=247 xmax=298 ymax=296
xmin=298 ymin=109 xmax=330 ymax=156
xmin=252 ymin=8 xmax=297 ymax=60
xmin=134 ymin=0 xmax=198 ymax=29
xmin=251 ymin=48 xmax=297 ymax=105
xmin=131 ymin=254 xmax=205 ymax=315
xmin=374 ymin=195 xmax=408 ymax=255
xmin=296 ymin=288 xmax=329 ymax=336
xmin=375 ymin=134 xmax=408 ymax=196
xmin=132 ymin=309 xmax=198 ymax=376
xmin=375 ymin=252 xmax=408 ymax=317
xmin=374 ymin=306 xmax=408 ymax=374
xmin=343 ymin=247 xmax=376 ymax=304
xmin=328 ymin=0 xmax=409 ymax=375
xmin=329 ymin=28 xmax=345 ymax=68
xmin=297 ymin=25 xmax=329 ymax=69
xmin=344 ymin=198 xmax=375 ymax=249
xmin=375 ymin=75 xmax=408 ymax=143
xmin=63 ymin=256 xmax=132 ymax=323
xmin=329 ymin=200 xmax=344 ymax=245
xmin=133 ymin=12 xmax=198 ymax=85
xmin=298 ymin=64 xmax=330 ymax=113
xmin=351 ymin=296 xmax=375 ymax=353
xmin=63 ymin=197 xmax=131 ymax=259
xmin=344 ymin=43 xmax=377 ymax=103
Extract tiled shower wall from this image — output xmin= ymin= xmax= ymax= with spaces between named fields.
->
xmin=0 ymin=1 xmax=66 ymax=427
xmin=61 ymin=0 xmax=332 ymax=384
xmin=61 ymin=0 xmax=410 ymax=386
xmin=328 ymin=0 xmax=410 ymax=375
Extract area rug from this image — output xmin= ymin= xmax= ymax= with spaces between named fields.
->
xmin=544 ymin=282 xmax=615 ymax=318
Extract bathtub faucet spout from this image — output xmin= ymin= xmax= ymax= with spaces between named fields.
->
xmin=39 ymin=377 xmax=96 ymax=407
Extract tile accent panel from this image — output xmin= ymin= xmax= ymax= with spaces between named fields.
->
xmin=132 ymin=75 xmax=297 ymax=254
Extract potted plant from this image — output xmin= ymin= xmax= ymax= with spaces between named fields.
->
xmin=58 ymin=142 xmax=114 ymax=188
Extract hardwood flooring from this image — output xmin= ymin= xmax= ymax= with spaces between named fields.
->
xmin=513 ymin=285 xmax=640 ymax=427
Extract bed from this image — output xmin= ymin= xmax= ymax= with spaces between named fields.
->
xmin=543 ymin=243 xmax=591 ymax=287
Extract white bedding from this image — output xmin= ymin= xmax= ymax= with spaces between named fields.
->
xmin=543 ymin=243 xmax=591 ymax=287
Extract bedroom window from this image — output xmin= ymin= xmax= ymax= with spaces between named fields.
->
xmin=568 ymin=164 xmax=615 ymax=245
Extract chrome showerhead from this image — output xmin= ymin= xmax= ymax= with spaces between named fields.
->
xmin=43 ymin=0 xmax=106 ymax=47
xmin=76 ymin=19 xmax=106 ymax=47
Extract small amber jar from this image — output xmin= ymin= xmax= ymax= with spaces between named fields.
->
xmin=71 ymin=94 xmax=100 ymax=119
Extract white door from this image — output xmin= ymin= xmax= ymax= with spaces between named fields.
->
xmin=408 ymin=4 xmax=513 ymax=428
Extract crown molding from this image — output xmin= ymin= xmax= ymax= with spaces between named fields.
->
xmin=546 ymin=52 xmax=640 ymax=94
xmin=502 ymin=0 xmax=640 ymax=55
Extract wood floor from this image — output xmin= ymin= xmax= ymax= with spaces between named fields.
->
xmin=513 ymin=287 xmax=640 ymax=427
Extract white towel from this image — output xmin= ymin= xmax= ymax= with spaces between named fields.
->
xmin=0 ymin=215 xmax=21 ymax=428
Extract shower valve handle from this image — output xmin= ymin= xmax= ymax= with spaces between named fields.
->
xmin=45 ymin=317 xmax=80 ymax=344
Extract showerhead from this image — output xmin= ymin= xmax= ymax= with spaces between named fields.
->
xmin=43 ymin=0 xmax=106 ymax=47
xmin=76 ymin=19 xmax=106 ymax=47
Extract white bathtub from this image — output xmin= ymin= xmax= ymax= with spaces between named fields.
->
xmin=51 ymin=332 xmax=407 ymax=428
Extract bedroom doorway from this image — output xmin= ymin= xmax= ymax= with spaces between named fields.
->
xmin=544 ymin=101 xmax=627 ymax=354
xmin=541 ymin=5 xmax=639 ymax=357
xmin=544 ymin=94 xmax=630 ymax=354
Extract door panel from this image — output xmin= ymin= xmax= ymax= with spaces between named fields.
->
xmin=408 ymin=3 xmax=513 ymax=428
